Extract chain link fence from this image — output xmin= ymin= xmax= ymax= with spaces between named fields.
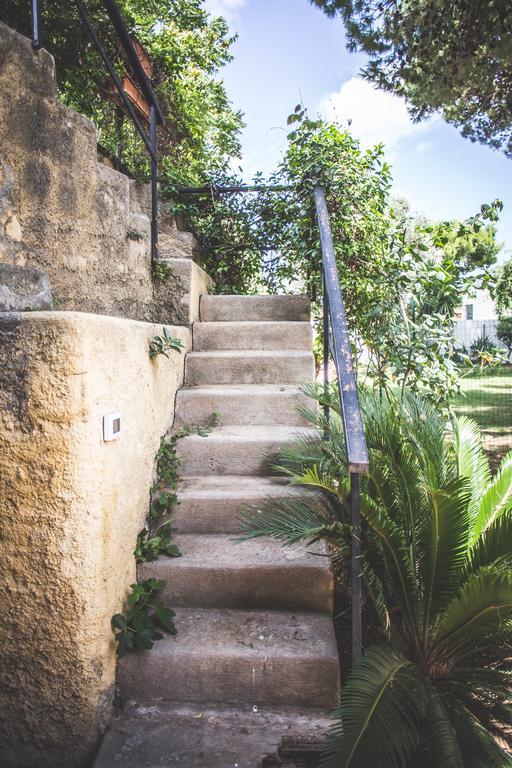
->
xmin=452 ymin=316 xmax=512 ymax=468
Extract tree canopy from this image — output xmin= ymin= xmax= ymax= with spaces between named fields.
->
xmin=309 ymin=0 xmax=512 ymax=157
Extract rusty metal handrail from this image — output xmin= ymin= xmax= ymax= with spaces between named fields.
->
xmin=31 ymin=0 xmax=163 ymax=261
xmin=314 ymin=185 xmax=369 ymax=661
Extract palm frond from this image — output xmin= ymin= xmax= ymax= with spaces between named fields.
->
xmin=453 ymin=416 xmax=491 ymax=523
xmin=293 ymin=464 xmax=346 ymax=498
xmin=440 ymin=692 xmax=512 ymax=768
xmin=238 ymin=497 xmax=340 ymax=547
xmin=362 ymin=494 xmax=422 ymax=646
xmin=363 ymin=560 xmax=391 ymax=633
xmin=431 ymin=569 xmax=512 ymax=664
xmin=321 ymin=646 xmax=428 ymax=768
xmin=422 ymin=477 xmax=472 ymax=635
xmin=473 ymin=452 xmax=512 ymax=543
xmin=468 ymin=513 xmax=512 ymax=573
xmin=422 ymin=687 xmax=464 ymax=768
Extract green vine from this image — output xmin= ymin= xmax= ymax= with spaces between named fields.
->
xmin=111 ymin=579 xmax=176 ymax=657
xmin=134 ymin=522 xmax=182 ymax=562
xmin=149 ymin=328 xmax=184 ymax=359
xmin=152 ymin=261 xmax=174 ymax=282
xmin=112 ymin=414 xmax=220 ymax=656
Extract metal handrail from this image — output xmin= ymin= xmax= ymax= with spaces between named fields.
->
xmin=31 ymin=0 xmax=163 ymax=261
xmin=313 ymin=185 xmax=369 ymax=661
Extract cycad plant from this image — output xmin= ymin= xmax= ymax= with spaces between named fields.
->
xmin=241 ymin=387 xmax=512 ymax=768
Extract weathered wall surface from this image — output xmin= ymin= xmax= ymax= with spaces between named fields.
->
xmin=0 ymin=23 xmax=212 ymax=325
xmin=0 ymin=311 xmax=192 ymax=767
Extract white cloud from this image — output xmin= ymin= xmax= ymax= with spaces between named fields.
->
xmin=203 ymin=0 xmax=246 ymax=21
xmin=319 ymin=77 xmax=437 ymax=150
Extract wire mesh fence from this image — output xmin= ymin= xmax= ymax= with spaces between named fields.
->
xmin=452 ymin=317 xmax=512 ymax=467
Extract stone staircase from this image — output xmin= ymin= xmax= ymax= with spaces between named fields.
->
xmin=95 ymin=295 xmax=340 ymax=767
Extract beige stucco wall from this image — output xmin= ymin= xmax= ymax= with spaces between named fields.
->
xmin=0 ymin=22 xmax=211 ymax=325
xmin=0 ymin=311 xmax=191 ymax=767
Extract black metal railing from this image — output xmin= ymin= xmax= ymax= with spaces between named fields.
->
xmin=313 ymin=185 xmax=369 ymax=661
xmin=177 ymin=182 xmax=369 ymax=660
xmin=31 ymin=0 xmax=164 ymax=262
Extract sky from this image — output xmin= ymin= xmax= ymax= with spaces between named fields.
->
xmin=203 ymin=0 xmax=511 ymax=260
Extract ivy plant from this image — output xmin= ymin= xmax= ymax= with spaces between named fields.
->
xmin=152 ymin=261 xmax=174 ymax=282
xmin=111 ymin=578 xmax=176 ymax=657
xmin=134 ymin=522 xmax=182 ymax=562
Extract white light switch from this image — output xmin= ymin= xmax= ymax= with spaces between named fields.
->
xmin=103 ymin=412 xmax=122 ymax=441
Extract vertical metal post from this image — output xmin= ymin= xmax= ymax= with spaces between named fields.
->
xmin=32 ymin=0 xmax=42 ymax=49
xmin=351 ymin=472 xmax=362 ymax=661
xmin=150 ymin=105 xmax=158 ymax=263
xmin=323 ymin=270 xmax=330 ymax=439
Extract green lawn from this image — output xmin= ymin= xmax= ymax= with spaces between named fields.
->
xmin=451 ymin=366 xmax=512 ymax=433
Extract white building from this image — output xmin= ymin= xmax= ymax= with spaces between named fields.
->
xmin=453 ymin=289 xmax=507 ymax=354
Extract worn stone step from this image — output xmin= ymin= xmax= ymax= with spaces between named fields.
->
xmin=175 ymin=426 xmax=315 ymax=476
xmin=159 ymin=476 xmax=320 ymax=534
xmin=185 ymin=351 xmax=315 ymax=386
xmin=119 ymin=608 xmax=340 ymax=709
xmin=200 ymin=294 xmax=310 ymax=322
xmin=94 ymin=701 xmax=332 ymax=768
xmin=139 ymin=535 xmax=333 ymax=613
xmin=193 ymin=321 xmax=312 ymax=351
xmin=175 ymin=384 xmax=313 ymax=427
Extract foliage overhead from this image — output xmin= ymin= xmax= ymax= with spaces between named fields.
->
xmin=2 ymin=0 xmax=243 ymax=182
xmin=241 ymin=387 xmax=512 ymax=767
xmin=309 ymin=0 xmax=512 ymax=157
xmin=177 ymin=111 xmax=502 ymax=403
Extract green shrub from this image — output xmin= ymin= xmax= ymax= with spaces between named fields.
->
xmin=242 ymin=387 xmax=512 ymax=767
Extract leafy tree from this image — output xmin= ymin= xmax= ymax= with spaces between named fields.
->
xmin=497 ymin=317 xmax=512 ymax=358
xmin=242 ymin=387 xmax=512 ymax=767
xmin=277 ymin=112 xmax=501 ymax=402
xmin=2 ymin=0 xmax=243 ymax=182
xmin=495 ymin=258 xmax=512 ymax=316
xmin=309 ymin=0 xmax=512 ymax=157
xmin=175 ymin=110 xmax=502 ymax=403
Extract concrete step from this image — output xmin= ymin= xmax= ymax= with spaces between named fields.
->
xmin=200 ymin=294 xmax=310 ymax=322
xmin=119 ymin=608 xmax=340 ymax=709
xmin=193 ymin=321 xmax=312 ymax=351
xmin=160 ymin=476 xmax=320 ymax=534
xmin=139 ymin=535 xmax=333 ymax=613
xmin=94 ymin=702 xmax=332 ymax=768
xmin=175 ymin=384 xmax=314 ymax=427
xmin=185 ymin=351 xmax=315 ymax=386
xmin=175 ymin=426 xmax=316 ymax=476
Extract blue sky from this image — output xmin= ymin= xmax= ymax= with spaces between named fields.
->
xmin=204 ymin=0 xmax=511 ymax=260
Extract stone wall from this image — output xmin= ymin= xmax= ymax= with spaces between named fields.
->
xmin=0 ymin=311 xmax=192 ymax=767
xmin=0 ymin=22 xmax=212 ymax=325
